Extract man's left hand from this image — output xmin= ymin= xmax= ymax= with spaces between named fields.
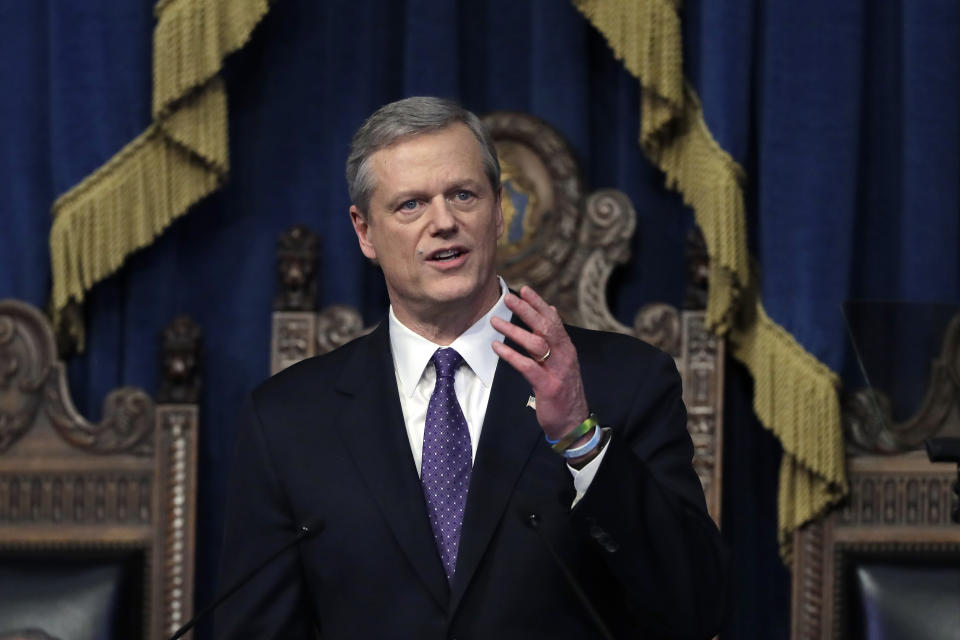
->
xmin=491 ymin=286 xmax=590 ymax=441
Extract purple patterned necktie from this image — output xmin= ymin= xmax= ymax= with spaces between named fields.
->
xmin=421 ymin=347 xmax=473 ymax=581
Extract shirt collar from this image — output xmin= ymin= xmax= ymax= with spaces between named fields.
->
xmin=389 ymin=277 xmax=512 ymax=398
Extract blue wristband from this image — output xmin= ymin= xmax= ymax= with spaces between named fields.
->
xmin=562 ymin=424 xmax=602 ymax=459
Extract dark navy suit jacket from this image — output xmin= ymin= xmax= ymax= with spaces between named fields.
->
xmin=215 ymin=318 xmax=729 ymax=639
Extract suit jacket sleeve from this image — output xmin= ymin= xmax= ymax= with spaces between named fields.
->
xmin=214 ymin=393 xmax=317 ymax=639
xmin=571 ymin=342 xmax=730 ymax=639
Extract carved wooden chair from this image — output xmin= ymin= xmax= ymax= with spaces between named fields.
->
xmin=791 ymin=314 xmax=960 ymax=639
xmin=0 ymin=300 xmax=201 ymax=640
xmin=270 ymin=111 xmax=724 ymax=526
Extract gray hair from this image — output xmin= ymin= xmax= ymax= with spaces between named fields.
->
xmin=346 ymin=97 xmax=501 ymax=217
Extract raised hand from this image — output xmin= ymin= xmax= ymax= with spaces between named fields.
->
xmin=491 ymin=286 xmax=590 ymax=441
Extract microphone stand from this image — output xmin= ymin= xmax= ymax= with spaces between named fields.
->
xmin=168 ymin=520 xmax=323 ymax=640
xmin=523 ymin=512 xmax=616 ymax=640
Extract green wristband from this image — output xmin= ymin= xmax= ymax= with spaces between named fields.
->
xmin=551 ymin=414 xmax=599 ymax=453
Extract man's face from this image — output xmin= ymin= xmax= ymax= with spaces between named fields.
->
xmin=350 ymin=123 xmax=504 ymax=324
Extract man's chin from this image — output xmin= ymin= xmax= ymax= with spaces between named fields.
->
xmin=422 ymin=277 xmax=498 ymax=308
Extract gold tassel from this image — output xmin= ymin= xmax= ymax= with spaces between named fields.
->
xmin=573 ymin=0 xmax=847 ymax=560
xmin=49 ymin=0 xmax=272 ymax=347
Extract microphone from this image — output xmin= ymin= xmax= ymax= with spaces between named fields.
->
xmin=521 ymin=511 xmax=616 ymax=640
xmin=167 ymin=518 xmax=325 ymax=640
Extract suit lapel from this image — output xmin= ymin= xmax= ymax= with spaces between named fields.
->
xmin=333 ymin=321 xmax=449 ymax=610
xmin=448 ymin=326 xmax=544 ymax=614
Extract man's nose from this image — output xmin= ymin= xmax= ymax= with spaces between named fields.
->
xmin=427 ymin=197 xmax=458 ymax=233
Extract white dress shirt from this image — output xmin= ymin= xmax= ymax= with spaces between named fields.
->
xmin=388 ymin=278 xmax=607 ymax=504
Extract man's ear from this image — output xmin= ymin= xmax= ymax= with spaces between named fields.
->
xmin=350 ymin=205 xmax=377 ymax=261
xmin=494 ymin=185 xmax=505 ymax=239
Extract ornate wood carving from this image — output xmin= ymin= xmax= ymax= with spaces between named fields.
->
xmin=791 ymin=455 xmax=960 ymax=640
xmin=634 ymin=304 xmax=681 ymax=356
xmin=1 ymin=300 xmax=155 ymax=456
xmin=0 ymin=302 xmax=56 ymax=452
xmin=0 ymin=299 xmax=199 ymax=640
xmin=840 ymin=470 xmax=956 ymax=527
xmin=270 ymin=311 xmax=317 ymax=376
xmin=274 ymin=224 xmax=319 ymax=312
xmin=154 ymin=406 xmax=198 ymax=639
xmin=484 ymin=112 xmax=635 ymax=338
xmin=158 ymin=315 xmax=202 ymax=404
xmin=679 ymin=311 xmax=724 ymax=525
xmin=316 ymin=305 xmax=372 ymax=354
xmin=45 ymin=378 xmax=154 ymax=456
xmin=0 ymin=473 xmax=152 ymax=524
xmin=843 ymin=312 xmax=960 ymax=454
xmin=792 ymin=520 xmax=825 ymax=640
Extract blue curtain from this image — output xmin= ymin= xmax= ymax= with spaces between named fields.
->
xmin=3 ymin=1 xmax=959 ymax=637
xmin=684 ymin=2 xmax=960 ymax=636
xmin=686 ymin=1 xmax=960 ymax=376
xmin=1 ymin=1 xmax=698 ymax=636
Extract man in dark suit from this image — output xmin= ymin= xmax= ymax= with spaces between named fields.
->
xmin=216 ymin=97 xmax=728 ymax=639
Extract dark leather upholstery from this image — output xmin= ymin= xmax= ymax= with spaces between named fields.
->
xmin=0 ymin=552 xmax=144 ymax=640
xmin=852 ymin=560 xmax=960 ymax=640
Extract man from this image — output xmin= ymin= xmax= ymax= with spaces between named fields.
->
xmin=216 ymin=97 xmax=728 ymax=639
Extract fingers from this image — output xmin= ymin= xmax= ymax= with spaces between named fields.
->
xmin=491 ymin=340 xmax=548 ymax=386
xmin=504 ymin=287 xmax=562 ymax=339
xmin=490 ymin=316 xmax=550 ymax=361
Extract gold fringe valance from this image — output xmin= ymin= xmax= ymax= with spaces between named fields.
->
xmin=50 ymin=0 xmax=272 ymax=344
xmin=572 ymin=0 xmax=847 ymax=560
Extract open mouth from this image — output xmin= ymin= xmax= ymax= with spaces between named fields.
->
xmin=427 ymin=248 xmax=466 ymax=262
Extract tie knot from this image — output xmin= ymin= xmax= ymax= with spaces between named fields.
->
xmin=431 ymin=348 xmax=464 ymax=380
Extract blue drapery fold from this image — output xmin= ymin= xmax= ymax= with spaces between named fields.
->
xmin=686 ymin=0 xmax=960 ymax=377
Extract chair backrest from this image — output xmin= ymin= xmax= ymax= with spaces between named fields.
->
xmin=269 ymin=112 xmax=724 ymax=526
xmin=791 ymin=313 xmax=960 ymax=639
xmin=0 ymin=300 xmax=201 ymax=640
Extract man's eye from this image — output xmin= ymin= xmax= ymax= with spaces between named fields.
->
xmin=400 ymin=200 xmax=419 ymax=211
xmin=454 ymin=191 xmax=475 ymax=201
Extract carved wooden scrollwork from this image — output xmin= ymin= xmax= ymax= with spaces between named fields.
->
xmin=46 ymin=376 xmax=154 ymax=456
xmin=634 ymin=304 xmax=681 ymax=356
xmin=0 ymin=299 xmax=155 ymax=456
xmin=843 ymin=312 xmax=960 ymax=455
xmin=275 ymin=224 xmax=319 ymax=312
xmin=0 ymin=302 xmax=55 ymax=452
xmin=575 ymin=190 xmax=637 ymax=335
xmin=316 ymin=305 xmax=372 ymax=354
xmin=483 ymin=112 xmax=636 ymax=337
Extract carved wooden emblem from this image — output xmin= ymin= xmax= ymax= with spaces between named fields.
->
xmin=274 ymin=224 xmax=319 ymax=312
xmin=0 ymin=305 xmax=52 ymax=452
xmin=157 ymin=315 xmax=202 ymax=404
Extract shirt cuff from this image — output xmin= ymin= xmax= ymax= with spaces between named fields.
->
xmin=567 ymin=428 xmax=611 ymax=508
